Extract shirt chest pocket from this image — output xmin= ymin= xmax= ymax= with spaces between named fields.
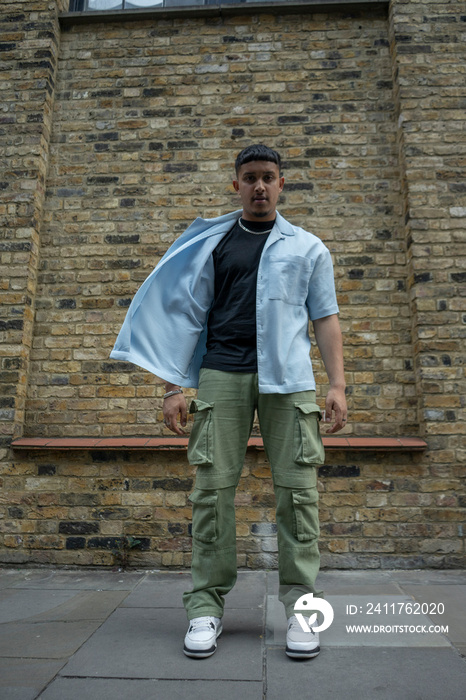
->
xmin=267 ymin=255 xmax=312 ymax=306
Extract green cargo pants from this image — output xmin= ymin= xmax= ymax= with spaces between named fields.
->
xmin=183 ymin=369 xmax=325 ymax=620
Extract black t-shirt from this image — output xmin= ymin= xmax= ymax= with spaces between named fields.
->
xmin=201 ymin=218 xmax=275 ymax=373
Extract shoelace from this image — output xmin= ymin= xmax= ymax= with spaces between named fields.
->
xmin=189 ymin=617 xmax=215 ymax=632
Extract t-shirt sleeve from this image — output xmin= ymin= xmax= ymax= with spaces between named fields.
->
xmin=306 ymin=245 xmax=339 ymax=321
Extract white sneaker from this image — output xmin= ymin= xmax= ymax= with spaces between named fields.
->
xmin=286 ymin=615 xmax=320 ymax=659
xmin=183 ymin=616 xmax=223 ymax=658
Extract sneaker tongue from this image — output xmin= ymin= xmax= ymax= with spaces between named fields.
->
xmin=192 ymin=618 xmax=212 ymax=631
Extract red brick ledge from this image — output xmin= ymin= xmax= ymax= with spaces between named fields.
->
xmin=10 ymin=436 xmax=427 ymax=451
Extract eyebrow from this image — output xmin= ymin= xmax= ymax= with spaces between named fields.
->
xmin=242 ymin=169 xmax=277 ymax=176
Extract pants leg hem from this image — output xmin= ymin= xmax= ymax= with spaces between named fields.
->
xmin=186 ymin=609 xmax=224 ymax=620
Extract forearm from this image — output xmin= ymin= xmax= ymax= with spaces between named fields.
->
xmin=312 ymin=314 xmax=346 ymax=388
xmin=312 ymin=314 xmax=347 ymax=432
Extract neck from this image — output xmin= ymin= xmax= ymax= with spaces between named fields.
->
xmin=241 ymin=219 xmax=276 ymax=225
xmin=241 ymin=207 xmax=278 ymax=223
xmin=242 ymin=213 xmax=276 ymax=222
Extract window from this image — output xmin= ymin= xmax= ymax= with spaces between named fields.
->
xmin=69 ymin=0 xmax=281 ymax=10
xmin=68 ymin=0 xmax=386 ymax=12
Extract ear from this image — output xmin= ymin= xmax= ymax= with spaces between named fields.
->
xmin=278 ymin=176 xmax=285 ymax=193
xmin=232 ymin=179 xmax=240 ymax=193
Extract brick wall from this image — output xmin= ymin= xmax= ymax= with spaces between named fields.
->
xmin=390 ymin=5 xmax=466 ymax=438
xmin=28 ymin=3 xmax=415 ymax=438
xmin=0 ymin=0 xmax=68 ymax=442
xmin=387 ymin=0 xmax=466 ymax=564
xmin=0 ymin=0 xmax=464 ymax=568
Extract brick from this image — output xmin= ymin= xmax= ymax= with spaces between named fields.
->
xmin=58 ymin=521 xmax=99 ymax=535
xmin=87 ymin=537 xmax=122 ymax=550
xmin=349 ymin=539 xmax=395 ymax=553
xmin=152 ymin=478 xmax=193 ymax=491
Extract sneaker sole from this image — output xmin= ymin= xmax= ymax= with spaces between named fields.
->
xmin=285 ymin=645 xmax=320 ymax=659
xmin=183 ymin=644 xmax=217 ymax=659
xmin=183 ymin=624 xmax=223 ymax=659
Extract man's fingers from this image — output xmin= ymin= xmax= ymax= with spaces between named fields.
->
xmin=323 ymin=402 xmax=348 ymax=433
xmin=325 ymin=410 xmax=348 ymax=433
xmin=163 ymin=412 xmax=185 ymax=435
xmin=324 ymin=398 xmax=333 ymax=423
xmin=326 ymin=419 xmax=342 ymax=434
xmin=163 ymin=394 xmax=187 ymax=434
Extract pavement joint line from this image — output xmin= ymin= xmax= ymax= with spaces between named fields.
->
xmin=57 ymin=675 xmax=262 ymax=681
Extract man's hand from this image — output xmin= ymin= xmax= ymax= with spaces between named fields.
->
xmin=323 ymin=385 xmax=347 ymax=433
xmin=162 ymin=384 xmax=187 ymax=435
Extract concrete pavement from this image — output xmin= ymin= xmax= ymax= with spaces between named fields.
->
xmin=0 ymin=567 xmax=465 ymax=699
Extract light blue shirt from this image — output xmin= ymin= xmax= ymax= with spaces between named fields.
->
xmin=110 ymin=210 xmax=339 ymax=394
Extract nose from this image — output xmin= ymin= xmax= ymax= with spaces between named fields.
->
xmin=255 ymin=179 xmax=265 ymax=192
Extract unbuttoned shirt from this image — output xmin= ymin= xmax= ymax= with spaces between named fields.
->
xmin=110 ymin=210 xmax=339 ymax=394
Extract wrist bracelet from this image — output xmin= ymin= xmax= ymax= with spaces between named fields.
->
xmin=163 ymin=389 xmax=183 ymax=399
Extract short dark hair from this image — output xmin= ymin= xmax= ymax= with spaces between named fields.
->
xmin=235 ymin=144 xmax=282 ymax=175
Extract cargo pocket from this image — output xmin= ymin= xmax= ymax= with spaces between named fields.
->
xmin=292 ymin=488 xmax=319 ymax=542
xmin=294 ymin=402 xmax=325 ymax=466
xmin=187 ymin=399 xmax=214 ymax=467
xmin=189 ymin=489 xmax=218 ymax=544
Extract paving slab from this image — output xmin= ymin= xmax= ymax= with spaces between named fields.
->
xmin=387 ymin=570 xmax=466 ymax=585
xmin=31 ymin=590 xmax=130 ymax=622
xmin=267 ymin=569 xmax=400 ymax=595
xmin=226 ymin=571 xmax=267 ymax=609
xmin=316 ymin=570 xmax=395 ymax=586
xmin=122 ymin=572 xmax=193 ymax=608
xmin=266 ymin=647 xmax=466 ymax=700
xmin=0 ymin=620 xmax=103 ymax=659
xmin=324 ymin=595 xmax=451 ymax=648
xmin=398 ymin=584 xmax=466 ymax=649
xmin=122 ymin=570 xmax=265 ymax=610
xmin=312 ymin=583 xmax=403 ymax=595
xmin=0 ymin=570 xmax=34 ymax=590
xmin=7 ymin=569 xmax=146 ymax=590
xmin=267 ymin=647 xmax=466 ymax=700
xmin=266 ymin=594 xmax=451 ymax=647
xmin=38 ymin=677 xmax=264 ymax=700
xmin=61 ymin=606 xmax=264 ymax=680
xmin=0 ymin=659 xmax=66 ymax=700
xmin=0 ymin=587 xmax=128 ymax=627
xmin=265 ymin=594 xmax=288 ymax=645
xmin=0 ymin=588 xmax=80 ymax=624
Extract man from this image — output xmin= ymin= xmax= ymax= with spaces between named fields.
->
xmin=111 ymin=144 xmax=347 ymax=660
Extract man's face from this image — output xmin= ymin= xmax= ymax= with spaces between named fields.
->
xmin=233 ymin=160 xmax=285 ymax=222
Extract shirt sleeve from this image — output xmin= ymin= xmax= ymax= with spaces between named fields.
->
xmin=306 ymin=245 xmax=339 ymax=321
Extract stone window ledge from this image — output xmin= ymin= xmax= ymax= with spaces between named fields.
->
xmin=60 ymin=0 xmax=388 ymax=26
xmin=10 ymin=436 xmax=427 ymax=451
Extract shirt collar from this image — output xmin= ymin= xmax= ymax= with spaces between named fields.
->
xmin=274 ymin=211 xmax=295 ymax=236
